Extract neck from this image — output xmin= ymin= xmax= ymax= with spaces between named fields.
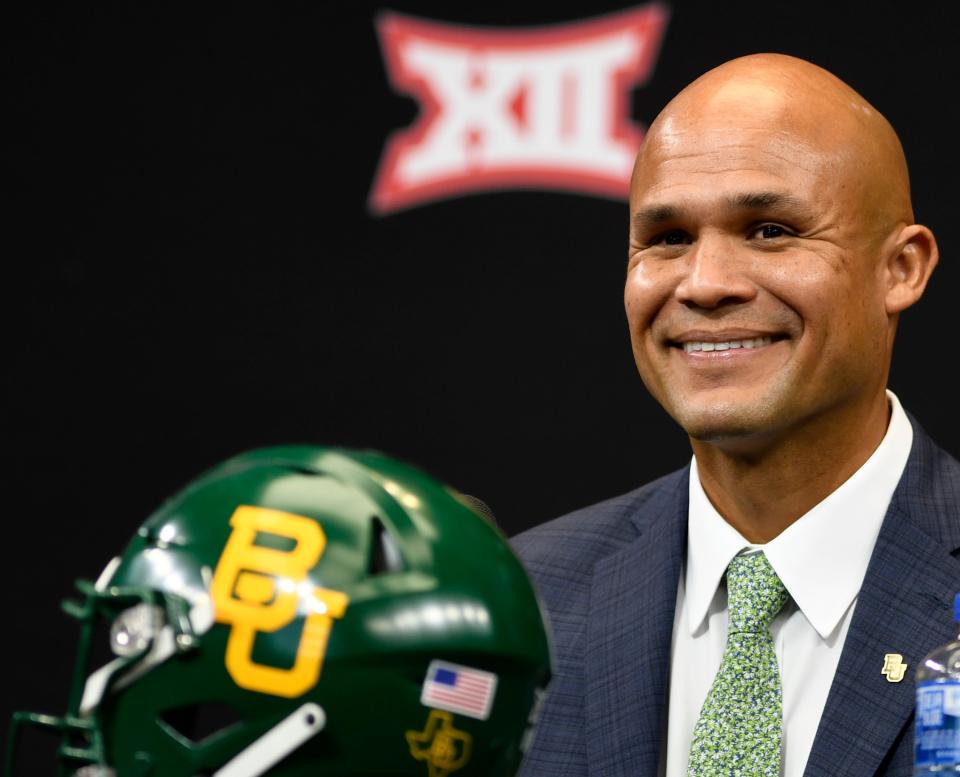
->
xmin=691 ymin=393 xmax=891 ymax=543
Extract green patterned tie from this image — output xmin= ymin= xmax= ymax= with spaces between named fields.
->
xmin=687 ymin=551 xmax=790 ymax=777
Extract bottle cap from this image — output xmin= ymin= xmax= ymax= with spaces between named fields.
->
xmin=955 ymin=592 xmax=960 ymax=622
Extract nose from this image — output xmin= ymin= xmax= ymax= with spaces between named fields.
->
xmin=674 ymin=233 xmax=756 ymax=309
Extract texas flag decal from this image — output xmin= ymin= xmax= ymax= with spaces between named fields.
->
xmin=370 ymin=5 xmax=669 ymax=214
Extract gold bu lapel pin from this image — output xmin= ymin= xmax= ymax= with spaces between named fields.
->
xmin=881 ymin=653 xmax=908 ymax=682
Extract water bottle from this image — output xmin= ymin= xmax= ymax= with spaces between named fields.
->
xmin=915 ymin=593 xmax=960 ymax=774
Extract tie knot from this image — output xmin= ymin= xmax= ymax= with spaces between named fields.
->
xmin=726 ymin=552 xmax=788 ymax=633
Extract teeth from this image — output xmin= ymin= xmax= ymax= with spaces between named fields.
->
xmin=682 ymin=336 xmax=773 ymax=353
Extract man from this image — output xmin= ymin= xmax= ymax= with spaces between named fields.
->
xmin=514 ymin=53 xmax=954 ymax=777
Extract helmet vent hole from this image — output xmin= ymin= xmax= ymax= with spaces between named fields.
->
xmin=368 ymin=516 xmax=405 ymax=575
xmin=158 ymin=701 xmax=244 ymax=745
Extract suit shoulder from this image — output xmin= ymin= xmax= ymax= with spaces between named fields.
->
xmin=899 ymin=416 xmax=960 ymax=548
xmin=511 ymin=468 xmax=686 ymax=576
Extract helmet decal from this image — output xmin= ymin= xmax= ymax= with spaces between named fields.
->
xmin=210 ymin=505 xmax=350 ymax=698
xmin=406 ymin=709 xmax=472 ymax=777
xmin=420 ymin=660 xmax=497 ymax=720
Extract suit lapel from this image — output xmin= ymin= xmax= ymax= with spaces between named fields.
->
xmin=805 ymin=425 xmax=960 ymax=776
xmin=585 ymin=470 xmax=688 ymax=777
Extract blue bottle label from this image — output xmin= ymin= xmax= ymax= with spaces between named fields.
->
xmin=916 ymin=682 xmax=960 ymax=766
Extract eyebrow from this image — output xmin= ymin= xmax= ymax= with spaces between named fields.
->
xmin=632 ymin=191 xmax=812 ymax=232
xmin=730 ymin=191 xmax=808 ymax=211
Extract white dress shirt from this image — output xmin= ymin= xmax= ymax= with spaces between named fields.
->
xmin=660 ymin=391 xmax=913 ymax=777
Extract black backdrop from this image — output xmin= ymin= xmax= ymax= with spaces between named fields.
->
xmin=5 ymin=0 xmax=958 ymax=759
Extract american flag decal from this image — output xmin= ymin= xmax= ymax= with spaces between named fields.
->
xmin=420 ymin=660 xmax=498 ymax=720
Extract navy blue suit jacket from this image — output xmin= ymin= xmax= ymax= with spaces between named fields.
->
xmin=513 ymin=419 xmax=960 ymax=776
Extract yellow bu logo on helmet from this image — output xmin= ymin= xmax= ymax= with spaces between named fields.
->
xmin=211 ymin=505 xmax=349 ymax=698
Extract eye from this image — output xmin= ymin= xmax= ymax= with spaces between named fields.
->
xmin=752 ymin=224 xmax=788 ymax=239
xmin=653 ymin=229 xmax=691 ymax=246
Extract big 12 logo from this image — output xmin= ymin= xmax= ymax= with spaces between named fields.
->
xmin=369 ymin=5 xmax=669 ymax=214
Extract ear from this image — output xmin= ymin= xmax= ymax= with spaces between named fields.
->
xmin=884 ymin=224 xmax=939 ymax=314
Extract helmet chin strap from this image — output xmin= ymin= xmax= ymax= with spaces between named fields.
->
xmin=209 ymin=703 xmax=325 ymax=777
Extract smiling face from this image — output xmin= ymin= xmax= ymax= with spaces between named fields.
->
xmin=625 ymin=56 xmax=917 ymax=451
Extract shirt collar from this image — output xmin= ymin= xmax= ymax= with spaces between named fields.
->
xmin=685 ymin=390 xmax=913 ymax=639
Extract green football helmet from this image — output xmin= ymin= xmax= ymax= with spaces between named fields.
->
xmin=6 ymin=447 xmax=551 ymax=776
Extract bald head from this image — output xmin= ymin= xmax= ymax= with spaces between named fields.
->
xmin=634 ymin=54 xmax=913 ymax=232
xmin=624 ymin=52 xmax=939 ymax=463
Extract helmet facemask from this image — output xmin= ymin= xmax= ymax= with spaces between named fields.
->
xmin=6 ymin=573 xmax=203 ymax=776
